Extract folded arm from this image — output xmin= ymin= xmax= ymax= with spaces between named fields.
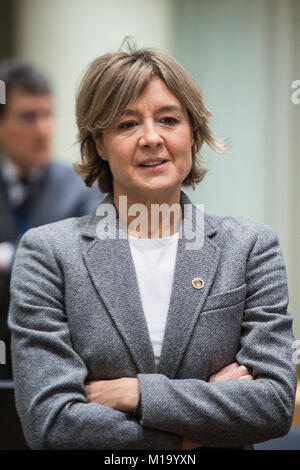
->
xmin=135 ymin=226 xmax=297 ymax=447
xmin=85 ymin=362 xmax=254 ymax=449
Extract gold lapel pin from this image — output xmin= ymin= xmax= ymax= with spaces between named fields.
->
xmin=192 ymin=277 xmax=205 ymax=290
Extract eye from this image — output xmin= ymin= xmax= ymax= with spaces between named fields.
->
xmin=160 ymin=117 xmax=178 ymax=125
xmin=118 ymin=121 xmax=137 ymax=129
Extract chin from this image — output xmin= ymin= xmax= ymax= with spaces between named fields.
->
xmin=32 ymin=154 xmax=51 ymax=167
xmin=142 ymin=185 xmax=181 ymax=198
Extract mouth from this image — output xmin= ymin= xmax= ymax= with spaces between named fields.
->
xmin=138 ymin=160 xmax=169 ymax=171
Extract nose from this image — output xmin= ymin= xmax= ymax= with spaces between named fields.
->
xmin=138 ymin=121 xmax=164 ymax=149
xmin=35 ymin=114 xmax=53 ymax=138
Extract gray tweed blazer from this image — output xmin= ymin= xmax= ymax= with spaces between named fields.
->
xmin=8 ymin=190 xmax=297 ymax=450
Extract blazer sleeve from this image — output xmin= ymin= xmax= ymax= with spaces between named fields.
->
xmin=137 ymin=225 xmax=298 ymax=447
xmin=8 ymin=228 xmax=183 ymax=450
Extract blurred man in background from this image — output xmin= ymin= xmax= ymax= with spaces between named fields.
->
xmin=0 ymin=59 xmax=104 ymax=379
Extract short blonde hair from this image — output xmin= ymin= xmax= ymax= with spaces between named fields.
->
xmin=75 ymin=40 xmax=225 ymax=194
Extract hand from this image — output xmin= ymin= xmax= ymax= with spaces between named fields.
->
xmin=208 ymin=362 xmax=254 ymax=382
xmin=180 ymin=362 xmax=253 ymax=449
xmin=85 ymin=377 xmax=140 ymax=413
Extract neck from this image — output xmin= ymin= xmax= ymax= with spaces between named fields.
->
xmin=113 ymin=189 xmax=182 ymax=239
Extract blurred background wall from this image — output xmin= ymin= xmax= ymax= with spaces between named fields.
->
xmin=171 ymin=0 xmax=300 ymax=348
xmin=1 ymin=0 xmax=299 ymax=348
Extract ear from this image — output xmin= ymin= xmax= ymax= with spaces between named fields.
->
xmin=93 ymin=135 xmax=106 ymax=158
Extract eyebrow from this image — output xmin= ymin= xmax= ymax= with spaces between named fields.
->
xmin=120 ymin=105 xmax=184 ymax=117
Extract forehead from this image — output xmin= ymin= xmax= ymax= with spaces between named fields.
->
xmin=5 ymin=90 xmax=53 ymax=112
xmin=124 ymin=77 xmax=184 ymax=112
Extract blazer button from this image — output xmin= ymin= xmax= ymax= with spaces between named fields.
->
xmin=192 ymin=277 xmax=204 ymax=289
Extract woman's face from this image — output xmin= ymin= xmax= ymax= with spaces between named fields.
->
xmin=95 ymin=77 xmax=194 ymax=202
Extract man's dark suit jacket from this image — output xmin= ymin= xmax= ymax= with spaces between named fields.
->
xmin=0 ymin=159 xmax=104 ymax=378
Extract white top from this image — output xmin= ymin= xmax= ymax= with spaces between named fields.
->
xmin=128 ymin=231 xmax=179 ymax=366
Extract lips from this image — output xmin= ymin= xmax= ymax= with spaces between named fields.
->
xmin=139 ymin=159 xmax=168 ymax=167
xmin=138 ymin=160 xmax=169 ymax=171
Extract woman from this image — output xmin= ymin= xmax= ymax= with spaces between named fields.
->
xmin=8 ymin=43 xmax=297 ymax=450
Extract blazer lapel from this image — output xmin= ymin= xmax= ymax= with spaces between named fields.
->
xmin=81 ymin=191 xmax=220 ymax=377
xmin=81 ymin=193 xmax=157 ymax=374
xmin=157 ymin=192 xmax=220 ymax=377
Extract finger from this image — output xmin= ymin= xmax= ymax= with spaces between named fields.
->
xmin=223 ymin=362 xmax=240 ymax=371
xmin=219 ymin=367 xmax=249 ymax=381
xmin=238 ymin=375 xmax=254 ymax=380
xmin=208 ymin=362 xmax=246 ymax=382
xmin=221 ymin=364 xmax=248 ymax=378
xmin=237 ymin=365 xmax=249 ymax=377
xmin=214 ymin=362 xmax=240 ymax=378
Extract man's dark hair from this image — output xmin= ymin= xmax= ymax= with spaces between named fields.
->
xmin=0 ymin=58 xmax=52 ymax=117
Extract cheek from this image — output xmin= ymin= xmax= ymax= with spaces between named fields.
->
xmin=10 ymin=127 xmax=32 ymax=143
xmin=176 ymin=139 xmax=193 ymax=176
xmin=107 ymin=140 xmax=134 ymax=168
xmin=175 ymin=139 xmax=193 ymax=165
xmin=45 ymin=122 xmax=54 ymax=137
xmin=172 ymin=130 xmax=193 ymax=152
xmin=183 ymin=154 xmax=193 ymax=177
xmin=107 ymin=152 xmax=130 ymax=179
